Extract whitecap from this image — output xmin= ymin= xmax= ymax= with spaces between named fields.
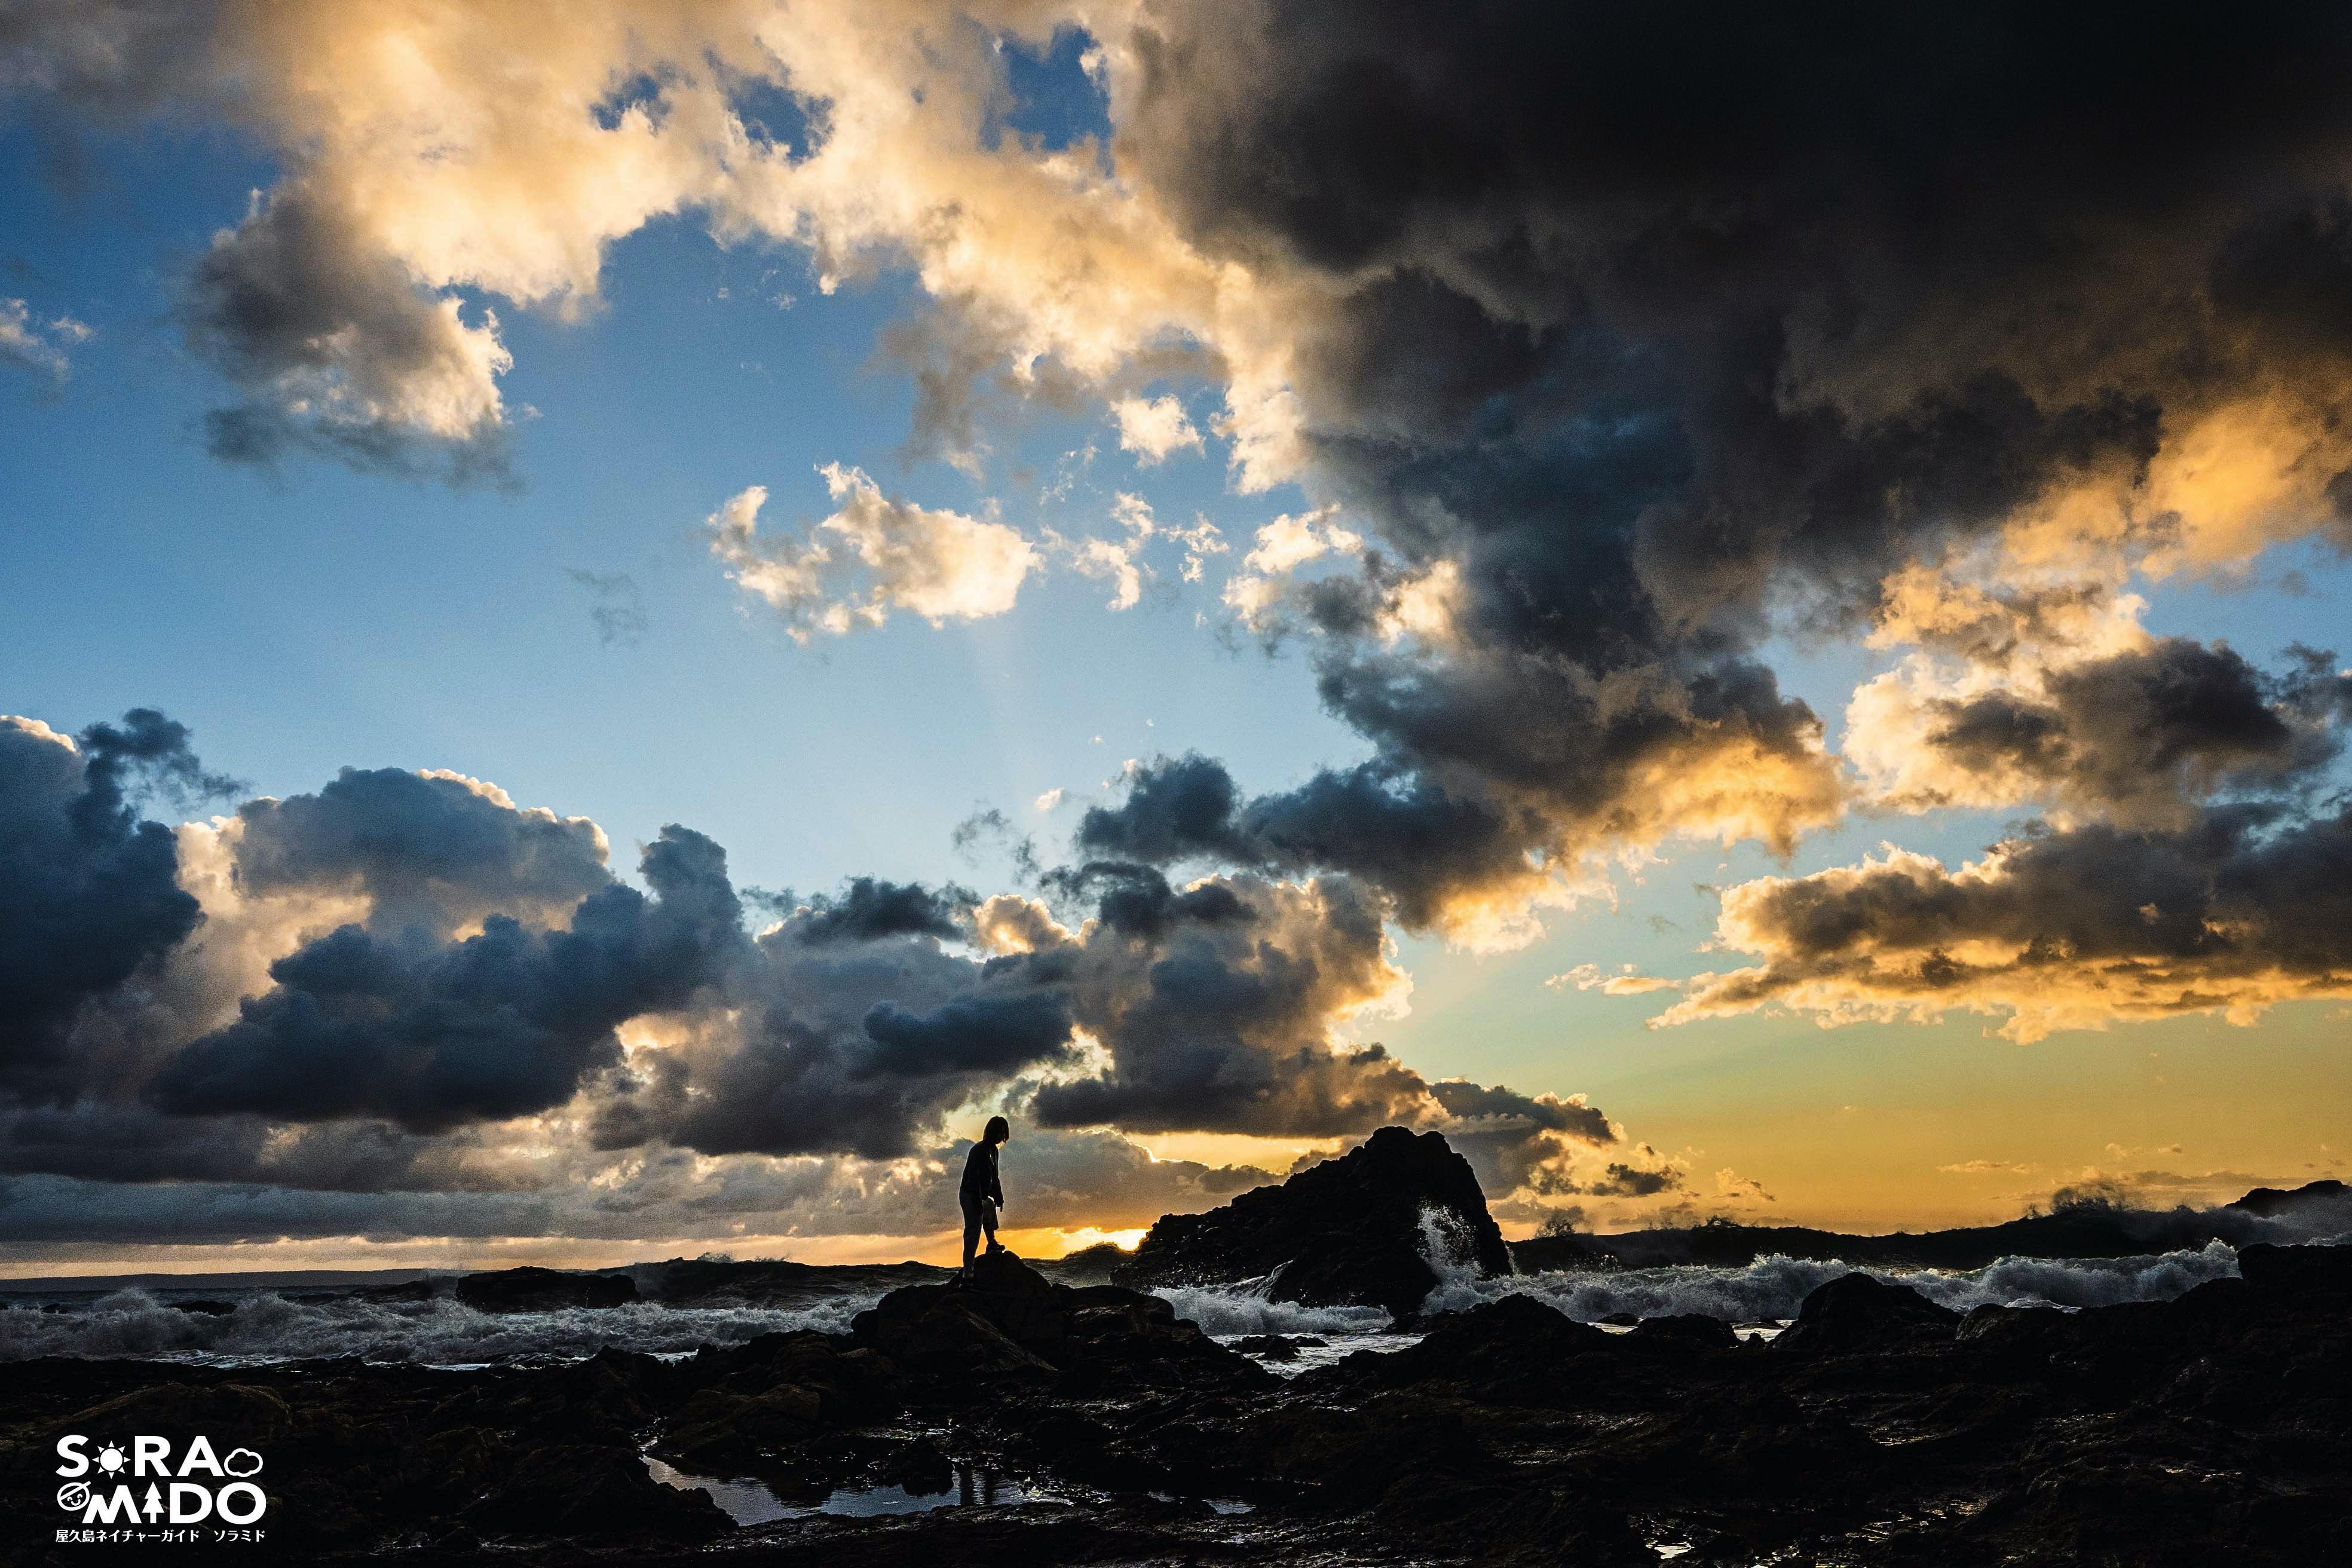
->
xmin=0 ymin=1287 xmax=882 ymax=1366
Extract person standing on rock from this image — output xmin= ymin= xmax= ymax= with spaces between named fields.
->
xmin=958 ymin=1115 xmax=1010 ymax=1279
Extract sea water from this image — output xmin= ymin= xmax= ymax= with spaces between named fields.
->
xmin=0 ymin=1224 xmax=2259 ymax=1367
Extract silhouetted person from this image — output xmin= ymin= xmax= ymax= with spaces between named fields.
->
xmin=959 ymin=1115 xmax=1009 ymax=1278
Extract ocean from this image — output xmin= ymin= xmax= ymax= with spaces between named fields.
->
xmin=0 ymin=1220 xmax=2257 ymax=1372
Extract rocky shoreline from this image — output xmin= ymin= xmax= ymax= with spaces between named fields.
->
xmin=4 ymin=1134 xmax=2346 ymax=1565
xmin=4 ymin=1238 xmax=2347 ymax=1565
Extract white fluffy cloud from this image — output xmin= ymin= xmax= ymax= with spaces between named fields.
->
xmin=5 ymin=1 xmax=1322 ymax=485
xmin=1109 ymin=392 xmax=1203 ymax=464
xmin=709 ymin=465 xmax=1040 ymax=638
xmin=0 ymin=297 xmax=90 ymax=379
xmin=1221 ymin=505 xmax=1362 ymax=629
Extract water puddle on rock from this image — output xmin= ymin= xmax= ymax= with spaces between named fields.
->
xmin=1214 ymin=1328 xmax=1414 ymax=1376
xmin=1149 ymin=1490 xmax=1256 ymax=1515
xmin=644 ymin=1454 xmax=1067 ymax=1526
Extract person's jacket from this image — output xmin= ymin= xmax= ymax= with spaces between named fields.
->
xmin=960 ymin=1140 xmax=1002 ymax=1206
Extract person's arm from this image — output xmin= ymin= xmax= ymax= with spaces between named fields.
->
xmin=990 ymin=1148 xmax=1004 ymax=1207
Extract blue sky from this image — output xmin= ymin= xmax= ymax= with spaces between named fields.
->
xmin=4 ymin=7 xmax=2350 ymax=1266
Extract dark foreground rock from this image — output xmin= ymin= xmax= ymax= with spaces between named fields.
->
xmin=1772 ymin=1270 xmax=1959 ymax=1354
xmin=3 ymin=1242 xmax=2346 ymax=1567
xmin=849 ymin=1248 xmax=1264 ymax=1398
xmin=1114 ymin=1125 xmax=1509 ymax=1319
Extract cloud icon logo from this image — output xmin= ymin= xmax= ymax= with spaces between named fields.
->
xmin=57 ymin=1481 xmax=91 ymax=1512
xmin=223 ymin=1448 xmax=265 ymax=1478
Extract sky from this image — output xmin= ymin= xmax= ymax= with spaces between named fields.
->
xmin=2 ymin=2 xmax=2347 ymax=1275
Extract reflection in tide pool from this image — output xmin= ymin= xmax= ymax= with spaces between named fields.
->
xmin=642 ymin=1453 xmax=1068 ymax=1526
xmin=642 ymin=1455 xmax=794 ymax=1526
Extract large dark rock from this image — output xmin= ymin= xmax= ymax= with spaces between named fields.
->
xmin=693 ymin=1329 xmax=903 ymax=1425
xmin=1774 ymin=1272 xmax=1958 ymax=1355
xmin=454 ymin=1266 xmax=636 ymax=1312
xmin=1628 ymin=1311 xmax=1739 ymax=1352
xmin=850 ymin=1249 xmax=1262 ymax=1396
xmin=2234 ymin=1239 xmax=2352 ymax=1297
xmin=1318 ymin=1292 xmax=1613 ymax=1402
xmin=1114 ymin=1126 xmax=1509 ymax=1319
xmin=2225 ymin=1178 xmax=2349 ymax=1218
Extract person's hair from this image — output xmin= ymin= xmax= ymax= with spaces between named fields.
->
xmin=983 ymin=1114 xmax=1010 ymax=1144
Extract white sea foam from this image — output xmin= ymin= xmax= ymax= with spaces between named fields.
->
xmin=0 ymin=1287 xmax=878 ymax=1366
xmin=0 ymin=1225 xmax=2261 ymax=1367
xmin=1416 ymin=1206 xmax=2245 ymax=1324
xmin=1149 ymin=1272 xmax=1391 ymax=1337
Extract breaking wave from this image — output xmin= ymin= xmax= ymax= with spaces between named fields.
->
xmin=1414 ymin=1208 xmax=2244 ymax=1324
xmin=1148 ymin=1274 xmax=1391 ymax=1337
xmin=0 ymin=1287 xmax=880 ymax=1367
xmin=0 ymin=1221 xmax=2263 ymax=1366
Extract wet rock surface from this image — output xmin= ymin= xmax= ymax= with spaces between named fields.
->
xmin=1772 ymin=1270 xmax=1961 ymax=1355
xmin=4 ymin=1242 xmax=2345 ymax=1565
xmin=1114 ymin=1125 xmax=1511 ymax=1319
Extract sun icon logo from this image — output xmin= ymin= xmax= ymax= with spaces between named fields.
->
xmin=94 ymin=1444 xmax=128 ymax=1477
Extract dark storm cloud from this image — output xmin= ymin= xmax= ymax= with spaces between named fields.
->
xmin=1021 ymin=867 xmax=1431 ymax=1135
xmin=0 ymin=1101 xmax=528 ymax=1195
xmin=1080 ymin=754 xmax=1527 ymax=930
xmin=993 ymin=866 xmax=1638 ymax=1202
xmin=0 ymin=709 xmax=1652 ymax=1235
xmin=1073 ymin=753 xmax=1253 ymax=865
xmin=145 ymin=826 xmax=747 ymax=1131
xmin=1087 ymin=2 xmax=2352 ymax=924
xmin=1079 ymin=657 xmax=1829 ymax=930
xmin=654 ymin=887 xmax=1077 ymax=1160
xmin=0 ymin=1172 xmax=562 ymax=1248
xmin=181 ymin=185 xmax=514 ymax=484
xmin=1423 ymin=1078 xmax=1620 ymax=1198
xmin=792 ymin=877 xmax=973 ymax=945
xmin=1912 ymin=641 xmax=2352 ymax=822
xmin=859 ymin=992 xmax=1074 ymax=1079
xmin=0 ymin=1127 xmax=1282 ymax=1255
xmin=1585 ymin=1162 xmax=1682 ymax=1200
xmin=1665 ymin=803 xmax=2352 ymax=1040
xmin=0 ymin=712 xmax=226 ymax=1104
xmin=232 ymin=765 xmax=612 ymax=939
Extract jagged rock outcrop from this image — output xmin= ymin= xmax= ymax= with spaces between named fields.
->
xmin=850 ymin=1248 xmax=1265 ymax=1396
xmin=1114 ymin=1126 xmax=1509 ymax=1319
xmin=2227 ymin=1178 xmax=2350 ymax=1218
xmin=1772 ymin=1272 xmax=1958 ymax=1354
xmin=454 ymin=1266 xmax=636 ymax=1312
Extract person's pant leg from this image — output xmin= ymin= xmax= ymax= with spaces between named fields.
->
xmin=960 ymin=1195 xmax=982 ymax=1266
